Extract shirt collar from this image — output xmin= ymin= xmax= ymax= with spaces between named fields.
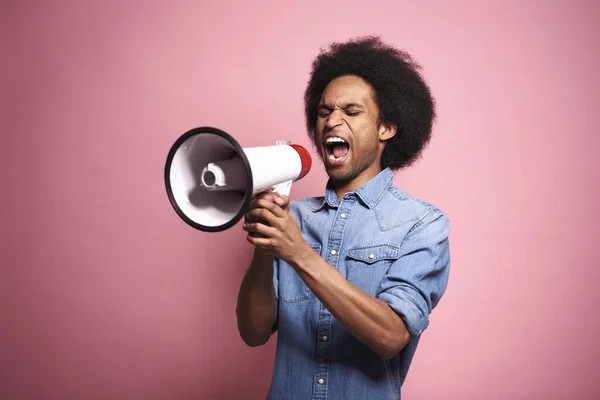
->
xmin=312 ymin=168 xmax=393 ymax=211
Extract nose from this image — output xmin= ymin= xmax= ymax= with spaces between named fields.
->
xmin=325 ymin=109 xmax=343 ymax=130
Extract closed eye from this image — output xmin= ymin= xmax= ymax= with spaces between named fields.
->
xmin=317 ymin=104 xmax=363 ymax=118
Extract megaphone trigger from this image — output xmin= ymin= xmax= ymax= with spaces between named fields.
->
xmin=271 ymin=180 xmax=293 ymax=197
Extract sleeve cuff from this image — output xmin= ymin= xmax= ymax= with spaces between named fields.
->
xmin=378 ymin=290 xmax=429 ymax=337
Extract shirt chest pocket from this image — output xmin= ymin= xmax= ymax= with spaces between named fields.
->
xmin=278 ymin=244 xmax=321 ymax=303
xmin=346 ymin=244 xmax=401 ymax=296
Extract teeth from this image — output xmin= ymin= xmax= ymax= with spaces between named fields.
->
xmin=326 ymin=137 xmax=346 ymax=144
xmin=328 ymin=154 xmax=346 ymax=161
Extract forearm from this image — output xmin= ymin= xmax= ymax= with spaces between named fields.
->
xmin=236 ymin=249 xmax=278 ymax=347
xmin=290 ymin=246 xmax=410 ymax=359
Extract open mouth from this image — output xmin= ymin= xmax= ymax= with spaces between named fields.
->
xmin=325 ymin=137 xmax=350 ymax=163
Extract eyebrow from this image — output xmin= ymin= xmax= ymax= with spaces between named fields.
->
xmin=317 ymin=102 xmax=365 ymax=110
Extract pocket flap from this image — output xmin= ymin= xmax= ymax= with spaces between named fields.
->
xmin=346 ymin=244 xmax=400 ymax=264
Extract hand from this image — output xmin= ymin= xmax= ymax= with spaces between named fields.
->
xmin=243 ymin=191 xmax=281 ymax=240
xmin=242 ymin=191 xmax=311 ymax=264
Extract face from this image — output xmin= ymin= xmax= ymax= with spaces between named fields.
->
xmin=315 ymin=75 xmax=396 ymax=186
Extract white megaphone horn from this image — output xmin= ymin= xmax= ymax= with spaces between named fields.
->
xmin=164 ymin=126 xmax=312 ymax=232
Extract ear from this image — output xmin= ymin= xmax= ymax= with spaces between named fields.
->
xmin=378 ymin=123 xmax=397 ymax=142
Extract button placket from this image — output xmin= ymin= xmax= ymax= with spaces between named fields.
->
xmin=313 ymin=306 xmax=332 ymax=399
xmin=326 ymin=202 xmax=353 ymax=268
xmin=312 ymin=197 xmax=355 ymax=399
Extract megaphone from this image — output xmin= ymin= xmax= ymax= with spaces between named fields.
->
xmin=164 ymin=126 xmax=312 ymax=232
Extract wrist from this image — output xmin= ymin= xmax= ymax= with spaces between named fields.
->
xmin=289 ymin=242 xmax=317 ymax=271
xmin=250 ymin=248 xmax=274 ymax=273
xmin=254 ymin=246 xmax=273 ymax=259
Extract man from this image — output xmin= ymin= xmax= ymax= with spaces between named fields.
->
xmin=236 ymin=36 xmax=450 ymax=400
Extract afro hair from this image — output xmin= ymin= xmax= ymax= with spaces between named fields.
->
xmin=304 ymin=36 xmax=436 ymax=171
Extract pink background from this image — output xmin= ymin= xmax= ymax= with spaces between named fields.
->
xmin=2 ymin=1 xmax=599 ymax=399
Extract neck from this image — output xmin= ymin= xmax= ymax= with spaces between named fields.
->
xmin=333 ymin=165 xmax=382 ymax=200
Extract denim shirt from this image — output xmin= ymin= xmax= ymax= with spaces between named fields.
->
xmin=267 ymin=168 xmax=451 ymax=400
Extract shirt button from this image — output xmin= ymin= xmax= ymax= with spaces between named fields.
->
xmin=369 ymin=254 xmax=375 ymax=259
xmin=318 ymin=378 xmax=325 ymax=384
xmin=330 ymin=250 xmax=337 ymax=255
xmin=322 ymin=335 xmax=328 ymax=341
xmin=340 ymin=213 xmax=346 ymax=219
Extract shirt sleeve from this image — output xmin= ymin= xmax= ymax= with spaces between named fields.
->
xmin=272 ymin=256 xmax=279 ymax=300
xmin=376 ymin=209 xmax=451 ymax=338
xmin=271 ymin=256 xmax=279 ymax=334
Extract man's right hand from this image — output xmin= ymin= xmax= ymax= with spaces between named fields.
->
xmin=244 ymin=191 xmax=290 ymax=239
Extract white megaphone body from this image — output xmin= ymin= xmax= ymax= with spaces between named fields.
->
xmin=164 ymin=126 xmax=312 ymax=232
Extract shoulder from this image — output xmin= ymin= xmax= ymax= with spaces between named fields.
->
xmin=375 ymin=184 xmax=449 ymax=232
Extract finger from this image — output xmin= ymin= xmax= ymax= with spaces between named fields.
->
xmin=248 ymin=198 xmax=287 ymax=219
xmin=246 ymin=235 xmax=274 ymax=248
xmin=243 ymin=221 xmax=278 ymax=236
xmin=249 ymin=191 xmax=286 ymax=208
xmin=245 ymin=198 xmax=273 ymax=222
xmin=244 ymin=209 xmax=280 ymax=228
xmin=273 ymin=194 xmax=289 ymax=206
xmin=253 ymin=191 xmax=277 ymax=203
xmin=247 ymin=195 xmax=277 ymax=213
xmin=274 ymin=194 xmax=290 ymax=211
